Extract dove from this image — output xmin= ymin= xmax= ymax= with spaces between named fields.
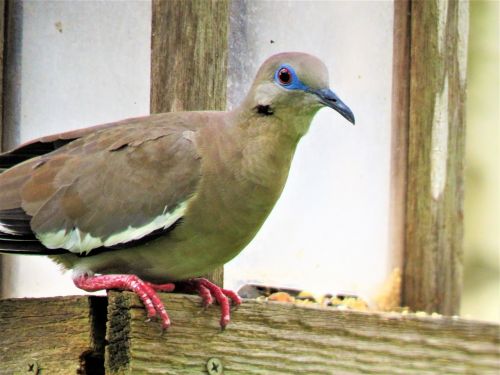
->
xmin=0 ymin=52 xmax=354 ymax=329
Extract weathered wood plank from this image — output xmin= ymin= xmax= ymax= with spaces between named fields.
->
xmin=0 ymin=295 xmax=107 ymax=375
xmin=0 ymin=0 xmax=5 ymax=154
xmin=403 ymin=0 xmax=468 ymax=315
xmin=0 ymin=0 xmax=6 ymax=295
xmin=150 ymin=0 xmax=229 ymax=113
xmin=389 ymin=0 xmax=411 ymax=280
xmin=105 ymin=291 xmax=500 ymax=374
xmin=0 ymin=0 xmax=20 ymax=153
xmin=150 ymin=0 xmax=230 ymax=286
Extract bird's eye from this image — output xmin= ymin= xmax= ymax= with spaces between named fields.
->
xmin=277 ymin=68 xmax=292 ymax=85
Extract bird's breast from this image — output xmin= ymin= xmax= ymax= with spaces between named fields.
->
xmin=179 ymin=125 xmax=297 ymax=261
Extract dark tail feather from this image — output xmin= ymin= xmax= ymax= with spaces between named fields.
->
xmin=0 ymin=140 xmax=75 ymax=169
xmin=1 ymin=144 xmax=72 ymax=256
xmin=0 ymin=207 xmax=63 ymax=255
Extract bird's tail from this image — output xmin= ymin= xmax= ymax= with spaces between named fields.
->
xmin=0 ymin=208 xmax=56 ymax=255
xmin=0 ymin=136 xmax=79 ymax=255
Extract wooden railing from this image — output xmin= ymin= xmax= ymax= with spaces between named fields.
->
xmin=1 ymin=293 xmax=498 ymax=374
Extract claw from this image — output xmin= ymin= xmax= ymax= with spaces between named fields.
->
xmin=73 ymin=274 xmax=241 ymax=330
xmin=192 ymin=278 xmax=241 ymax=329
xmin=197 ymin=283 xmax=214 ymax=307
xmin=73 ymin=274 xmax=171 ymax=329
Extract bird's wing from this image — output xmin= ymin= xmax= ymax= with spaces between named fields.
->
xmin=0 ymin=113 xmax=202 ymax=255
xmin=0 ymin=119 xmax=128 ymax=170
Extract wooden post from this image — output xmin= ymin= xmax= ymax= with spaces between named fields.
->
xmin=0 ymin=0 xmax=6 ymax=152
xmin=0 ymin=0 xmax=7 ymax=295
xmin=150 ymin=0 xmax=229 ymax=112
xmin=389 ymin=0 xmax=411 ymax=282
xmin=403 ymin=0 xmax=468 ymax=315
xmin=150 ymin=0 xmax=229 ymax=286
xmin=0 ymin=0 xmax=5 ymax=154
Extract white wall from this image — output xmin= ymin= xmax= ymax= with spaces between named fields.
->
xmin=2 ymin=0 xmax=152 ymax=297
xmin=2 ymin=0 xmax=395 ymax=304
xmin=225 ymin=0 xmax=395 ymax=301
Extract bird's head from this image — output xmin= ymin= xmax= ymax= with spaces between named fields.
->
xmin=243 ymin=52 xmax=355 ymax=128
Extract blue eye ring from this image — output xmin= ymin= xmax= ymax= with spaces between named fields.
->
xmin=274 ymin=64 xmax=296 ymax=87
xmin=274 ymin=64 xmax=309 ymax=91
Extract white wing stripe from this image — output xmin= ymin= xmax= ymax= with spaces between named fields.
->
xmin=0 ymin=221 xmax=19 ymax=235
xmin=37 ymin=201 xmax=188 ymax=254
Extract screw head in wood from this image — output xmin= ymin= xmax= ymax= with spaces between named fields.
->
xmin=206 ymin=357 xmax=223 ymax=375
xmin=24 ymin=359 xmax=40 ymax=374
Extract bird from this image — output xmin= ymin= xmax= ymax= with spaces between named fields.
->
xmin=0 ymin=52 xmax=355 ymax=330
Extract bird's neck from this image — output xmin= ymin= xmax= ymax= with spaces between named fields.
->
xmin=231 ymin=102 xmax=318 ymax=143
xmin=223 ymin=106 xmax=316 ymax=190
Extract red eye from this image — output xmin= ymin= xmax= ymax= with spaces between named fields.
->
xmin=278 ymin=68 xmax=292 ymax=85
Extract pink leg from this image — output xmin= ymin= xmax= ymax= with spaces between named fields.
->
xmin=73 ymin=274 xmax=171 ymax=330
xmin=192 ymin=278 xmax=242 ymax=329
xmin=145 ymin=281 xmax=176 ymax=293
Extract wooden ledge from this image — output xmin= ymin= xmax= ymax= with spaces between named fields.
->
xmin=1 ymin=293 xmax=499 ymax=374
xmin=0 ymin=295 xmax=106 ymax=374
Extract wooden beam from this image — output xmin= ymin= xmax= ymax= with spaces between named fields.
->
xmin=150 ymin=0 xmax=229 ymax=113
xmin=389 ymin=0 xmax=411 ymax=284
xmin=0 ymin=0 xmax=5 ymax=154
xmin=150 ymin=0 xmax=230 ymax=286
xmin=0 ymin=295 xmax=107 ymax=374
xmin=105 ymin=291 xmax=499 ymax=374
xmin=403 ymin=0 xmax=468 ymax=315
xmin=0 ymin=0 xmax=19 ymax=154
xmin=0 ymin=0 xmax=7 ymax=297
xmin=1 ymin=294 xmax=498 ymax=374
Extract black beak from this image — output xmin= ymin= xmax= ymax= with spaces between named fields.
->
xmin=313 ymin=88 xmax=355 ymax=125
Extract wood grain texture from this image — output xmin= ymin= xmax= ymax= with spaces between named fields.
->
xmin=389 ymin=0 xmax=411 ymax=281
xmin=0 ymin=0 xmax=5 ymax=154
xmin=150 ymin=0 xmax=230 ymax=286
xmin=0 ymin=295 xmax=107 ymax=375
xmin=150 ymin=0 xmax=229 ymax=113
xmin=403 ymin=0 xmax=468 ymax=315
xmin=0 ymin=0 xmax=5 ymax=295
xmin=0 ymin=0 xmax=20 ymax=154
xmin=106 ymin=291 xmax=500 ymax=375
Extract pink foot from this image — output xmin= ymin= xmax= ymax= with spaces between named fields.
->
xmin=73 ymin=275 xmax=241 ymax=330
xmin=73 ymin=274 xmax=173 ymax=330
xmin=182 ymin=278 xmax=242 ymax=329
